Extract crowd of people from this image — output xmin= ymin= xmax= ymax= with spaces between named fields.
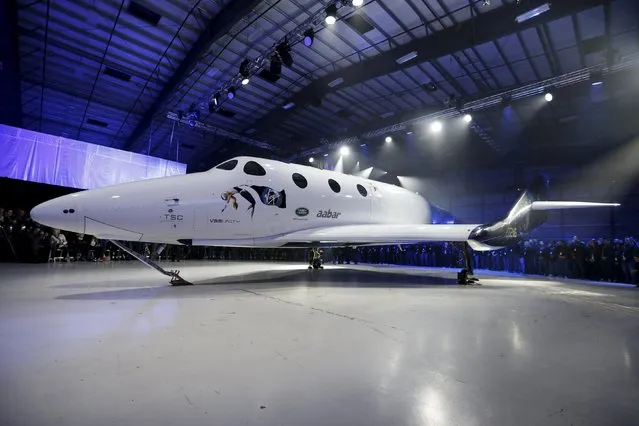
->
xmin=2 ymin=206 xmax=638 ymax=285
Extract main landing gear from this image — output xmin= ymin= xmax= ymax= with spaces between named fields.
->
xmin=458 ymin=242 xmax=480 ymax=285
xmin=308 ymin=247 xmax=324 ymax=270
xmin=109 ymin=240 xmax=192 ymax=286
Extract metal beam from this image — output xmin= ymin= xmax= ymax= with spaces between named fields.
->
xmin=0 ymin=0 xmax=23 ymax=126
xmin=251 ymin=0 xmax=610 ymax=134
xmin=122 ymin=0 xmax=262 ymax=151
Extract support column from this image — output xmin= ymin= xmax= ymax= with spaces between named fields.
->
xmin=0 ymin=0 xmax=22 ymax=126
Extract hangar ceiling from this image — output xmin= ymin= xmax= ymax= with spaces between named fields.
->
xmin=11 ymin=0 xmax=639 ymax=174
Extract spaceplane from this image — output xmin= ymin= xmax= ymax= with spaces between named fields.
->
xmin=31 ymin=156 xmax=619 ymax=284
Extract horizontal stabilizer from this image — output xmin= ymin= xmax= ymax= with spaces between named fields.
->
xmin=530 ymin=201 xmax=620 ymax=210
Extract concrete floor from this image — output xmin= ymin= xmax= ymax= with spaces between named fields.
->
xmin=0 ymin=261 xmax=638 ymax=426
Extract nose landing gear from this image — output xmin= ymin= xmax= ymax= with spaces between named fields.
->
xmin=109 ymin=240 xmax=192 ymax=286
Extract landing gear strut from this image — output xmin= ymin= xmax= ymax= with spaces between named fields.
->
xmin=458 ymin=242 xmax=480 ymax=285
xmin=308 ymin=247 xmax=324 ymax=270
xmin=109 ymin=240 xmax=192 ymax=286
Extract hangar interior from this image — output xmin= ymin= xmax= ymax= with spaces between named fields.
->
xmin=1 ymin=0 xmax=639 ymax=425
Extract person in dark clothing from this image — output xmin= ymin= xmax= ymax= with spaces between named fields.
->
xmin=600 ymin=239 xmax=614 ymax=281
xmin=570 ymin=237 xmax=586 ymax=279
xmin=552 ymin=241 xmax=570 ymax=277
xmin=622 ymin=238 xmax=637 ymax=284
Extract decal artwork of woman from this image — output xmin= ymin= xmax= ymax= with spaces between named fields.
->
xmin=221 ymin=191 xmax=239 ymax=211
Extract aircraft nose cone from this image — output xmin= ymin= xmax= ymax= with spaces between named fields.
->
xmin=31 ymin=196 xmax=82 ymax=233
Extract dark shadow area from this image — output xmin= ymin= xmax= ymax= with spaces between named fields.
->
xmin=54 ymin=267 xmax=501 ymax=300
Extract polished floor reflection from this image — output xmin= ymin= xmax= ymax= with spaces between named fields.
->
xmin=0 ymin=261 xmax=637 ymax=426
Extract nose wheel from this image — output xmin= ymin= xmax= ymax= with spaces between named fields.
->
xmin=109 ymin=240 xmax=192 ymax=286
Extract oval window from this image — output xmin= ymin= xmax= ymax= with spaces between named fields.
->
xmin=243 ymin=161 xmax=266 ymax=176
xmin=292 ymin=173 xmax=308 ymax=189
xmin=356 ymin=184 xmax=368 ymax=197
xmin=328 ymin=179 xmax=341 ymax=193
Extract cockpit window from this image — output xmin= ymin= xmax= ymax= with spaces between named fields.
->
xmin=215 ymin=159 xmax=238 ymax=170
xmin=243 ymin=161 xmax=266 ymax=176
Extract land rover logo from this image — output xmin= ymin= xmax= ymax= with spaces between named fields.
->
xmin=295 ymin=207 xmax=309 ymax=217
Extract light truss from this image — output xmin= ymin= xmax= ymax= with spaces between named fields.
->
xmin=166 ymin=112 xmax=276 ymax=151
xmin=179 ymin=1 xmax=359 ymax=116
xmin=290 ymin=55 xmax=639 ymax=161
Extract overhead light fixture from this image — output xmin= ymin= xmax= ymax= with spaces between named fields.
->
xmin=590 ymin=70 xmax=604 ymax=86
xmin=339 ymin=146 xmax=350 ymax=156
xmin=515 ymin=3 xmax=551 ymax=24
xmin=544 ymin=88 xmax=553 ymax=102
xmin=227 ymin=87 xmax=236 ymax=99
xmin=430 ymin=121 xmax=442 ymax=133
xmin=241 ymin=78 xmax=249 ymax=85
xmin=325 ymin=4 xmax=337 ymax=25
xmin=323 ymin=153 xmax=329 ymax=157
xmin=239 ymin=59 xmax=250 ymax=77
xmin=303 ymin=28 xmax=314 ymax=47
xmin=276 ymin=40 xmax=293 ymax=67
xmin=424 ymin=82 xmax=438 ymax=92
xmin=309 ymin=157 xmax=314 ymax=163
xmin=396 ymin=51 xmax=418 ymax=64
xmin=406 ymin=131 xmax=413 ymax=135
xmin=282 ymin=101 xmax=295 ymax=110
xmin=328 ymin=77 xmax=344 ymax=88
xmin=463 ymin=114 xmax=472 ymax=123
xmin=213 ymin=93 xmax=221 ymax=106
xmin=385 ymin=136 xmax=392 ymax=143
xmin=352 ymin=0 xmax=363 ymax=6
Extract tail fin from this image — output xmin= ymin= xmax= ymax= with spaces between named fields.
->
xmin=468 ymin=175 xmax=619 ymax=250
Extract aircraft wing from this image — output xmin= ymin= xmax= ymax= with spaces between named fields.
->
xmin=276 ymin=224 xmax=479 ymax=245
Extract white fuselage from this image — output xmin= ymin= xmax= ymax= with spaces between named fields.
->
xmin=31 ymin=156 xmax=431 ymax=246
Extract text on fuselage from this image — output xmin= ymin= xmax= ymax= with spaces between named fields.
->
xmin=317 ymin=209 xmax=341 ymax=219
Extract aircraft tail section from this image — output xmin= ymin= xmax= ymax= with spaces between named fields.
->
xmin=468 ymin=175 xmax=619 ymax=251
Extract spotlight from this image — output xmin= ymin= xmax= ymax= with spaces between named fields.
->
xmin=239 ymin=59 xmax=250 ymax=78
xmin=276 ymin=40 xmax=293 ymax=68
xmin=352 ymin=0 xmax=363 ymax=6
xmin=242 ymin=78 xmax=249 ymax=85
xmin=544 ymin=92 xmax=553 ymax=102
xmin=227 ymin=87 xmax=236 ymax=99
xmin=385 ymin=136 xmax=392 ymax=143
xmin=213 ymin=93 xmax=221 ymax=106
xmin=424 ymin=82 xmax=438 ymax=92
xmin=463 ymin=114 xmax=472 ymax=123
xmin=303 ymin=28 xmax=314 ymax=47
xmin=325 ymin=4 xmax=337 ymax=25
xmin=590 ymin=70 xmax=604 ymax=85
xmin=430 ymin=121 xmax=442 ymax=133
xmin=309 ymin=157 xmax=314 ymax=163
xmin=339 ymin=146 xmax=350 ymax=156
